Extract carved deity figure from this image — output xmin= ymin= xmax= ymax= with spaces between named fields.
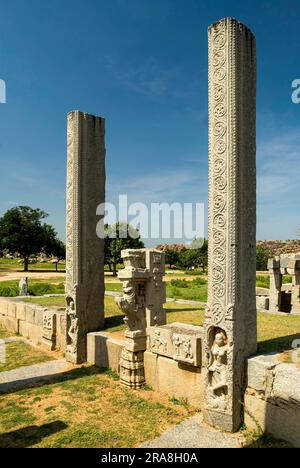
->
xmin=173 ymin=334 xmax=182 ymax=357
xmin=66 ymin=299 xmax=78 ymax=353
xmin=208 ymin=331 xmax=228 ymax=399
xmin=151 ymin=330 xmax=167 ymax=354
xmin=183 ymin=337 xmax=193 ymax=360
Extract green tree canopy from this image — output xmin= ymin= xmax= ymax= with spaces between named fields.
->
xmin=0 ymin=206 xmax=64 ymax=271
xmin=256 ymin=245 xmax=270 ymax=271
xmin=104 ymin=222 xmax=145 ymax=276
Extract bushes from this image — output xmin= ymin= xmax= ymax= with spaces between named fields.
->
xmin=29 ymin=283 xmax=65 ymax=296
xmin=0 ymin=281 xmax=65 ymax=297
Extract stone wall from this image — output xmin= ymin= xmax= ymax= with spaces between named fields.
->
xmin=0 ymin=298 xmax=65 ymax=351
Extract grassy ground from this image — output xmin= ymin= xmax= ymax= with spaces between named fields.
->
xmin=0 ymin=367 xmax=195 ymax=448
xmin=0 ymin=340 xmax=52 ymax=372
xmin=0 ymin=258 xmax=66 ymax=272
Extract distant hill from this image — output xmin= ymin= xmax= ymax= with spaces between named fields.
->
xmin=257 ymin=240 xmax=300 ymax=256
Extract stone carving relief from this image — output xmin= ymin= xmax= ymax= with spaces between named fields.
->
xmin=207 ymin=329 xmax=229 ymax=412
xmin=116 ymin=249 xmax=166 ymax=389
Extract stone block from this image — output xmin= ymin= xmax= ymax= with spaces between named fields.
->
xmin=35 ymin=307 xmax=45 ymax=326
xmin=148 ymin=323 xmax=203 ymax=367
xmin=272 ymin=363 xmax=300 ymax=403
xmin=144 ymin=351 xmax=204 ymax=408
xmin=0 ymin=300 xmax=8 ymax=316
xmin=16 ymin=303 xmax=26 ymax=321
xmin=245 ymin=393 xmax=300 ymax=448
xmin=268 ymin=258 xmax=280 ymax=270
xmin=7 ymin=302 xmax=17 ymax=318
xmin=247 ymin=354 xmax=278 ymax=393
xmin=87 ymin=332 xmax=124 ymax=373
xmin=18 ymin=320 xmax=42 ymax=345
xmin=0 ymin=315 xmax=18 ymax=334
xmin=42 ymin=311 xmax=57 ymax=350
xmin=25 ymin=304 xmax=35 ymax=324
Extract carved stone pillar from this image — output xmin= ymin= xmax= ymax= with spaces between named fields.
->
xmin=116 ymin=249 xmax=166 ymax=389
xmin=205 ymin=18 xmax=257 ymax=432
xmin=65 ymin=111 xmax=106 ymax=364
xmin=268 ymin=258 xmax=282 ymax=312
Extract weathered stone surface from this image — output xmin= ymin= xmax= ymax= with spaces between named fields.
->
xmin=87 ymin=332 xmax=124 ymax=373
xmin=65 ymin=110 xmax=106 ymax=364
xmin=144 ymin=351 xmax=205 ymax=408
xmin=148 ymin=323 xmax=203 ymax=367
xmin=18 ymin=321 xmax=42 ymax=345
xmin=42 ymin=311 xmax=57 ymax=350
xmin=0 ymin=316 xmax=18 ymax=334
xmin=16 ymin=303 xmax=26 ymax=321
xmin=25 ymin=305 xmax=35 ymax=324
xmin=245 ymin=393 xmax=300 ymax=448
xmin=7 ymin=302 xmax=17 ymax=318
xmin=116 ymin=249 xmax=166 ymax=389
xmin=247 ymin=354 xmax=278 ymax=393
xmin=272 ymin=363 xmax=300 ymax=403
xmin=204 ymin=17 xmax=257 ymax=432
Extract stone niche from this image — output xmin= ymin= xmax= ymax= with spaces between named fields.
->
xmin=148 ymin=323 xmax=203 ymax=367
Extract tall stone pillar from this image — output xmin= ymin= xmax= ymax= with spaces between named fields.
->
xmin=66 ymin=111 xmax=106 ymax=364
xmin=205 ymin=18 xmax=257 ymax=432
xmin=268 ymin=258 xmax=282 ymax=312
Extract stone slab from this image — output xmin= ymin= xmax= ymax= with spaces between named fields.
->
xmin=148 ymin=323 xmax=203 ymax=367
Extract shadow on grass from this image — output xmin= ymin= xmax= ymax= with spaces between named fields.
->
xmin=258 ymin=333 xmax=300 ymax=355
xmin=0 ymin=421 xmax=68 ymax=448
xmin=242 ymin=433 xmax=293 ymax=449
xmin=104 ymin=315 xmax=125 ymax=330
xmin=165 ymin=308 xmax=203 ymax=313
xmin=0 ymin=366 xmax=110 ymax=396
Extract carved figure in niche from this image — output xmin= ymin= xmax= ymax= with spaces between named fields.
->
xmin=183 ymin=337 xmax=193 ymax=360
xmin=151 ymin=330 xmax=167 ymax=354
xmin=173 ymin=334 xmax=183 ymax=357
xmin=66 ymin=298 xmax=78 ymax=353
xmin=208 ymin=331 xmax=228 ymax=399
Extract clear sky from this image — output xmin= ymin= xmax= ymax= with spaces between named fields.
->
xmin=0 ymin=0 xmax=299 ymax=243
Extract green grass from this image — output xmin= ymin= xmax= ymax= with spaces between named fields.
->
xmin=0 ymin=341 xmax=52 ymax=372
xmin=0 ymin=367 xmax=193 ymax=448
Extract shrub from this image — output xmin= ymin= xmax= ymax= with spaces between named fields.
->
xmin=0 ymin=286 xmax=19 ymax=297
xmin=170 ymin=279 xmax=189 ymax=288
xmin=29 ymin=283 xmax=64 ymax=296
xmin=190 ymin=277 xmax=207 ymax=286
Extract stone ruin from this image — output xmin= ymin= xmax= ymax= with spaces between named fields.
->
xmin=268 ymin=253 xmax=300 ymax=313
xmin=65 ymin=18 xmax=258 ymax=433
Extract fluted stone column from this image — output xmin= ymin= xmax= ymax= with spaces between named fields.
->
xmin=204 ymin=18 xmax=257 ymax=432
xmin=65 ymin=111 xmax=106 ymax=364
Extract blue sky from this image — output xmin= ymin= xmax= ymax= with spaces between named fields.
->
xmin=0 ymin=0 xmax=299 ymax=243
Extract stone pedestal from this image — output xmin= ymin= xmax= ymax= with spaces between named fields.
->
xmin=65 ymin=111 xmax=106 ymax=364
xmin=205 ymin=18 xmax=257 ymax=432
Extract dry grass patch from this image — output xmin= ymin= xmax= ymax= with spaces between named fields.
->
xmin=0 ymin=366 xmax=196 ymax=448
xmin=0 ymin=341 xmax=53 ymax=372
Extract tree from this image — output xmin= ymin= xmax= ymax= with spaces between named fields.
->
xmin=0 ymin=206 xmax=63 ymax=272
xmin=178 ymin=238 xmax=208 ymax=272
xmin=165 ymin=249 xmax=180 ymax=269
xmin=47 ymin=239 xmax=66 ymax=271
xmin=104 ymin=222 xmax=145 ymax=276
xmin=256 ymin=245 xmax=270 ymax=271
